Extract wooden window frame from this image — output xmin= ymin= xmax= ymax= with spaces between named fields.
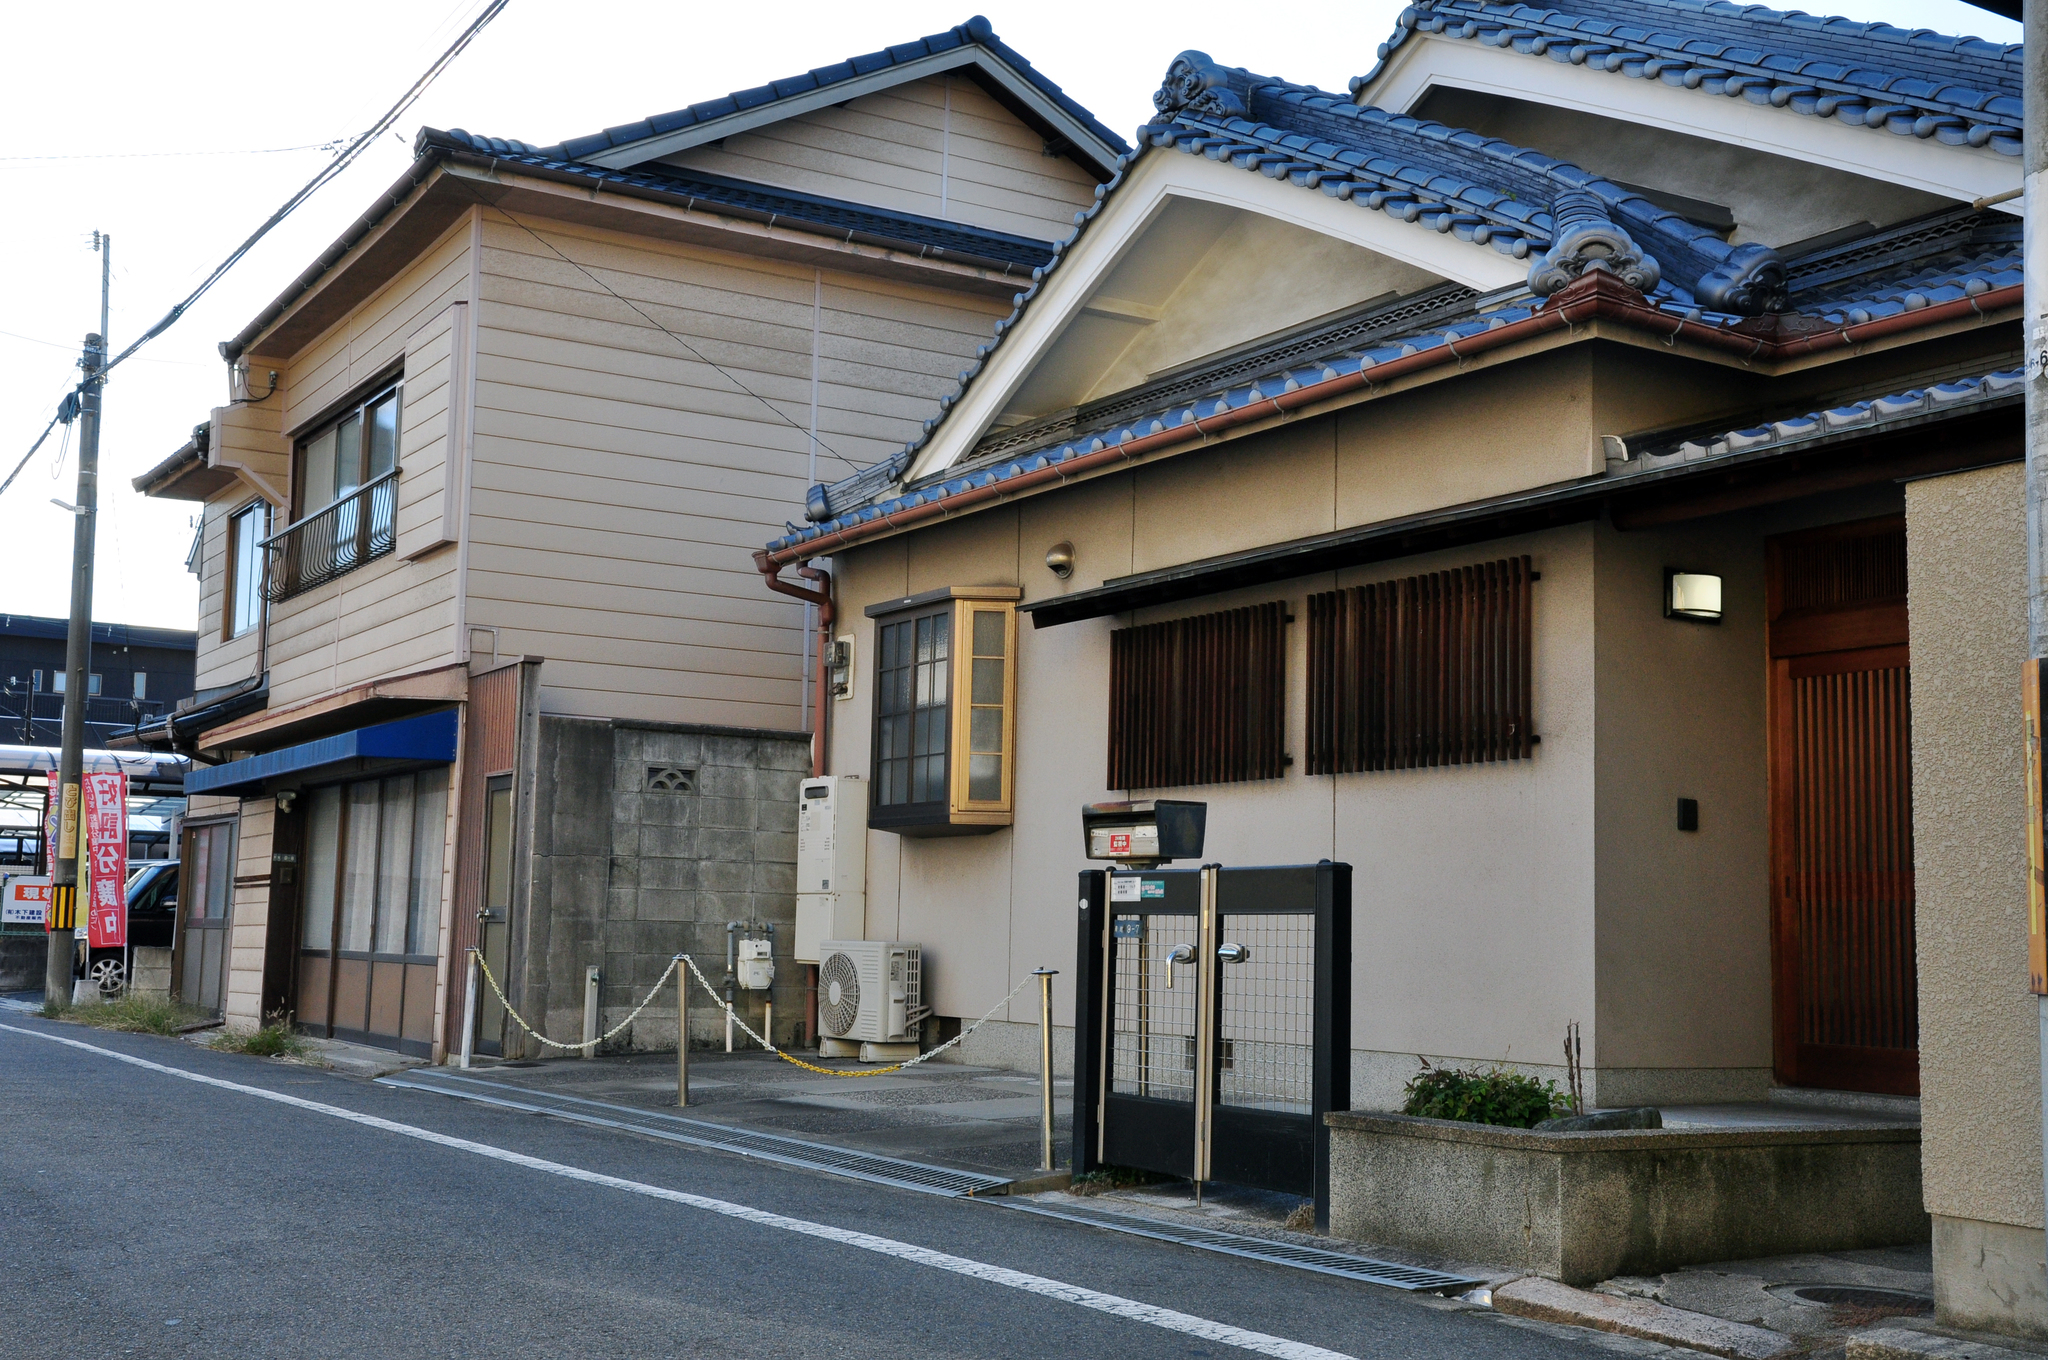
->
xmin=1107 ymin=601 xmax=1290 ymax=791
xmin=222 ymin=498 xmax=270 ymax=640
xmin=866 ymin=585 xmax=1021 ymax=836
xmin=1306 ymin=556 xmax=1536 ymax=775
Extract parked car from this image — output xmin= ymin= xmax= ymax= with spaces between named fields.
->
xmin=75 ymin=860 xmax=179 ymax=992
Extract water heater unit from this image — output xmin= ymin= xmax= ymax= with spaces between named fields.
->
xmin=797 ymin=777 xmax=867 ymax=962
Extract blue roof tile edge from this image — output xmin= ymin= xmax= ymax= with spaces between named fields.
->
xmin=531 ymin=16 xmax=1130 ymax=167
xmin=1354 ymin=0 xmax=2020 ymax=154
xmin=1613 ymin=366 xmax=2023 ymax=472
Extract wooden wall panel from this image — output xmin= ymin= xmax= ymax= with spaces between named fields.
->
xmin=1306 ymin=556 xmax=1535 ymax=774
xmin=1108 ymin=602 xmax=1288 ymax=790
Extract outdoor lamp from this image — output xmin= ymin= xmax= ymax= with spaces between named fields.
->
xmin=1665 ymin=569 xmax=1723 ymax=623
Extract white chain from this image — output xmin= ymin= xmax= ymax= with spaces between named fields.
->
xmin=678 ymin=954 xmax=1037 ymax=1071
xmin=474 ymin=952 xmax=679 ymax=1052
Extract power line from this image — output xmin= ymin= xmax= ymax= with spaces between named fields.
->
xmin=0 ymin=141 xmax=344 ymax=164
xmin=1 ymin=0 xmax=510 ymax=493
xmin=455 ymin=185 xmax=868 ymax=475
xmin=100 ymin=0 xmax=509 ymax=381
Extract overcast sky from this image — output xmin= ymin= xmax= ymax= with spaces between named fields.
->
xmin=0 ymin=0 xmax=2021 ymax=631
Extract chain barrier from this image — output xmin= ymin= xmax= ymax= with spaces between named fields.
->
xmin=473 ymin=951 xmax=679 ymax=1053
xmin=677 ymin=954 xmax=1036 ymax=1077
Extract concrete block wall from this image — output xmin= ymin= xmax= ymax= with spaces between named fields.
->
xmin=523 ymin=716 xmax=808 ymax=1055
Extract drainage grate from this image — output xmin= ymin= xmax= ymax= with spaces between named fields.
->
xmin=999 ymin=1199 xmax=1482 ymax=1294
xmin=376 ymin=1069 xmax=1012 ymax=1198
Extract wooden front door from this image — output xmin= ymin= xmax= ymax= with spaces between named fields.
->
xmin=1767 ymin=517 xmax=1917 ymax=1095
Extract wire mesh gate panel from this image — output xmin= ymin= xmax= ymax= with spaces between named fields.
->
xmin=1075 ymin=863 xmax=1351 ymax=1226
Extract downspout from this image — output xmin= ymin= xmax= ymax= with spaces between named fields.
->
xmin=754 ymin=555 xmax=834 ymax=1049
xmin=2025 ymin=0 xmax=2048 ymax=1285
xmin=753 ymin=556 xmax=834 ymax=778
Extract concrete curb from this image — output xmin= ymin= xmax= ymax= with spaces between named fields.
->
xmin=1848 ymin=1327 xmax=2045 ymax=1359
xmin=1494 ymin=1277 xmax=1796 ymax=1359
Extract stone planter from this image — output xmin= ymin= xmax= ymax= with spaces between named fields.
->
xmin=1325 ymin=1110 xmax=1927 ymax=1285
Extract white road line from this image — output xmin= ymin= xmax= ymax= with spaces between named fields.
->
xmin=4 ymin=1022 xmax=1354 ymax=1360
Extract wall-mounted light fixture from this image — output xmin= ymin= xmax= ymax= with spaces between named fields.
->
xmin=275 ymin=789 xmax=298 ymax=814
xmin=1664 ymin=569 xmax=1723 ymax=624
xmin=1045 ymin=542 xmax=1075 ymax=579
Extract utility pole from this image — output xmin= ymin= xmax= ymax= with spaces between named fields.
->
xmin=44 ymin=235 xmax=108 ymax=1006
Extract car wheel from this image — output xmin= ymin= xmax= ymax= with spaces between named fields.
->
xmin=89 ymin=957 xmax=125 ymax=997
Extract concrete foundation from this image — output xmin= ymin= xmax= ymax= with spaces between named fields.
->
xmin=1932 ymin=1214 xmax=2048 ymax=1340
xmin=1325 ymin=1110 xmax=1928 ymax=1284
xmin=129 ymin=947 xmax=172 ymax=1001
xmin=0 ymin=934 xmax=44 ymax=993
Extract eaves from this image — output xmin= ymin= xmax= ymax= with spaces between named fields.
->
xmin=227 ymin=150 xmax=1046 ymax=364
xmin=758 ymin=268 xmax=2022 ymax=570
xmin=1022 ymin=391 xmax=2020 ymax=627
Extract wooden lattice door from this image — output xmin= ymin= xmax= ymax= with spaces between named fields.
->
xmin=1767 ymin=518 xmax=1917 ymax=1095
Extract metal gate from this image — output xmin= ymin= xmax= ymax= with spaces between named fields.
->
xmin=1074 ymin=862 xmax=1350 ymax=1227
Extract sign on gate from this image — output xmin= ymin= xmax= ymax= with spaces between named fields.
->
xmin=1074 ymin=861 xmax=1352 ymax=1229
xmin=84 ymin=771 xmax=127 ymax=949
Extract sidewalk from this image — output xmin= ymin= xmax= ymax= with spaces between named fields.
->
xmin=456 ymin=1048 xmax=1073 ymax=1184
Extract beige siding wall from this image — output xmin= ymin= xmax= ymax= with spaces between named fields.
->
xmin=463 ymin=213 xmax=1009 ymax=727
xmin=659 ymin=75 xmax=1099 ymax=241
xmin=222 ymin=796 xmax=273 ymax=1029
xmin=1905 ymin=463 xmax=2046 ymax=1336
xmin=242 ymin=215 xmax=476 ymax=711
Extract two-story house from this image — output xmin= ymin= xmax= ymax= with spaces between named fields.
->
xmin=128 ymin=16 xmax=1125 ymax=1052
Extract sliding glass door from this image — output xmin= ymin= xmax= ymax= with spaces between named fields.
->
xmin=295 ymin=769 xmax=448 ymax=1055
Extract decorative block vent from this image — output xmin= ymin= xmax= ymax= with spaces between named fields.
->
xmin=645 ymin=765 xmax=697 ymax=793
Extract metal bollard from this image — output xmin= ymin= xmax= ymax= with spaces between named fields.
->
xmin=459 ymin=947 xmax=479 ymax=1070
xmin=1034 ymin=968 xmax=1059 ymax=1172
xmin=763 ymin=1000 xmax=773 ymax=1052
xmin=676 ymin=954 xmax=690 ymax=1108
xmin=583 ymin=965 xmax=600 ymax=1059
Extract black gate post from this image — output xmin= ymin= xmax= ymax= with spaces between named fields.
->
xmin=1313 ymin=859 xmax=1353 ymax=1233
xmin=1072 ymin=869 xmax=1107 ymax=1176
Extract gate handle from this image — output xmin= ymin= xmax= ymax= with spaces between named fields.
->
xmin=1216 ymin=943 xmax=1251 ymax=965
xmin=1163 ymin=942 xmax=1195 ymax=988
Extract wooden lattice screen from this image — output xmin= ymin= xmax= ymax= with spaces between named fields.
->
xmin=1306 ymin=556 xmax=1535 ymax=774
xmin=1108 ymin=602 xmax=1288 ymax=790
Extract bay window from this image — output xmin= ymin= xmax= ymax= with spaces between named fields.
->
xmin=867 ymin=585 xmax=1020 ymax=835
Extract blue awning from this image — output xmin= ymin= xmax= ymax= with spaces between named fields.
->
xmin=186 ymin=709 xmax=458 ymax=797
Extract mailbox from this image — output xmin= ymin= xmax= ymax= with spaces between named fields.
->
xmin=1081 ymin=800 xmax=1206 ymax=867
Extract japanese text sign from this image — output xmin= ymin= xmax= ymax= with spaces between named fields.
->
xmin=84 ymin=771 xmax=126 ymax=948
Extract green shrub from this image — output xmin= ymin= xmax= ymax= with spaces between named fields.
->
xmin=1401 ymin=1060 xmax=1566 ymax=1129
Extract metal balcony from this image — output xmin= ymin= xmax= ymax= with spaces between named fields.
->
xmin=262 ymin=472 xmax=397 ymax=602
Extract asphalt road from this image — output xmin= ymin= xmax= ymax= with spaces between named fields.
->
xmin=0 ymin=1013 xmax=1681 ymax=1359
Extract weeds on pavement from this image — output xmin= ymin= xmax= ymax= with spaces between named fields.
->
xmin=210 ymin=1012 xmax=314 ymax=1061
xmin=43 ymin=994 xmax=214 ymax=1036
xmin=1071 ymin=1165 xmax=1173 ymax=1197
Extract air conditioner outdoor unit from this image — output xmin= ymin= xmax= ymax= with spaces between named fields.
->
xmin=816 ymin=940 xmax=927 ymax=1050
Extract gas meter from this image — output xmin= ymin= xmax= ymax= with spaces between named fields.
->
xmin=737 ymin=937 xmax=774 ymax=991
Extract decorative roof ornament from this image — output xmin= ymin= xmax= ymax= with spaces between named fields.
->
xmin=1528 ymin=191 xmax=1661 ymax=297
xmin=1153 ymin=51 xmax=1249 ymax=120
xmin=1694 ymin=243 xmax=1788 ymax=315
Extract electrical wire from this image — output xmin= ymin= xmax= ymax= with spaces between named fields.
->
xmin=99 ymin=0 xmax=510 ymax=382
xmin=0 ymin=141 xmax=344 ymax=164
xmin=0 ymin=0 xmax=510 ymax=495
xmin=454 ymin=184 xmax=868 ymax=475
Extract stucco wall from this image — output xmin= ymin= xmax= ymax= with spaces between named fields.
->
xmin=1905 ymin=462 xmax=2043 ymax=1335
xmin=1592 ymin=517 xmax=1773 ymax=1104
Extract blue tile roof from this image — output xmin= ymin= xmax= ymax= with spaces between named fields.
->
xmin=419 ymin=128 xmax=1057 ymax=272
xmin=1613 ymin=366 xmax=2022 ymax=472
xmin=1357 ymin=0 xmax=2021 ymax=154
xmin=499 ymin=16 xmax=1129 ymax=171
xmin=766 ymin=19 xmax=2026 ymax=559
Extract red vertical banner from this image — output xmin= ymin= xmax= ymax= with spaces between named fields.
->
xmin=84 ymin=771 xmax=127 ymax=949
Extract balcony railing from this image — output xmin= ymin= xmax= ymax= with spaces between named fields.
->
xmin=262 ymin=472 xmax=398 ymax=602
